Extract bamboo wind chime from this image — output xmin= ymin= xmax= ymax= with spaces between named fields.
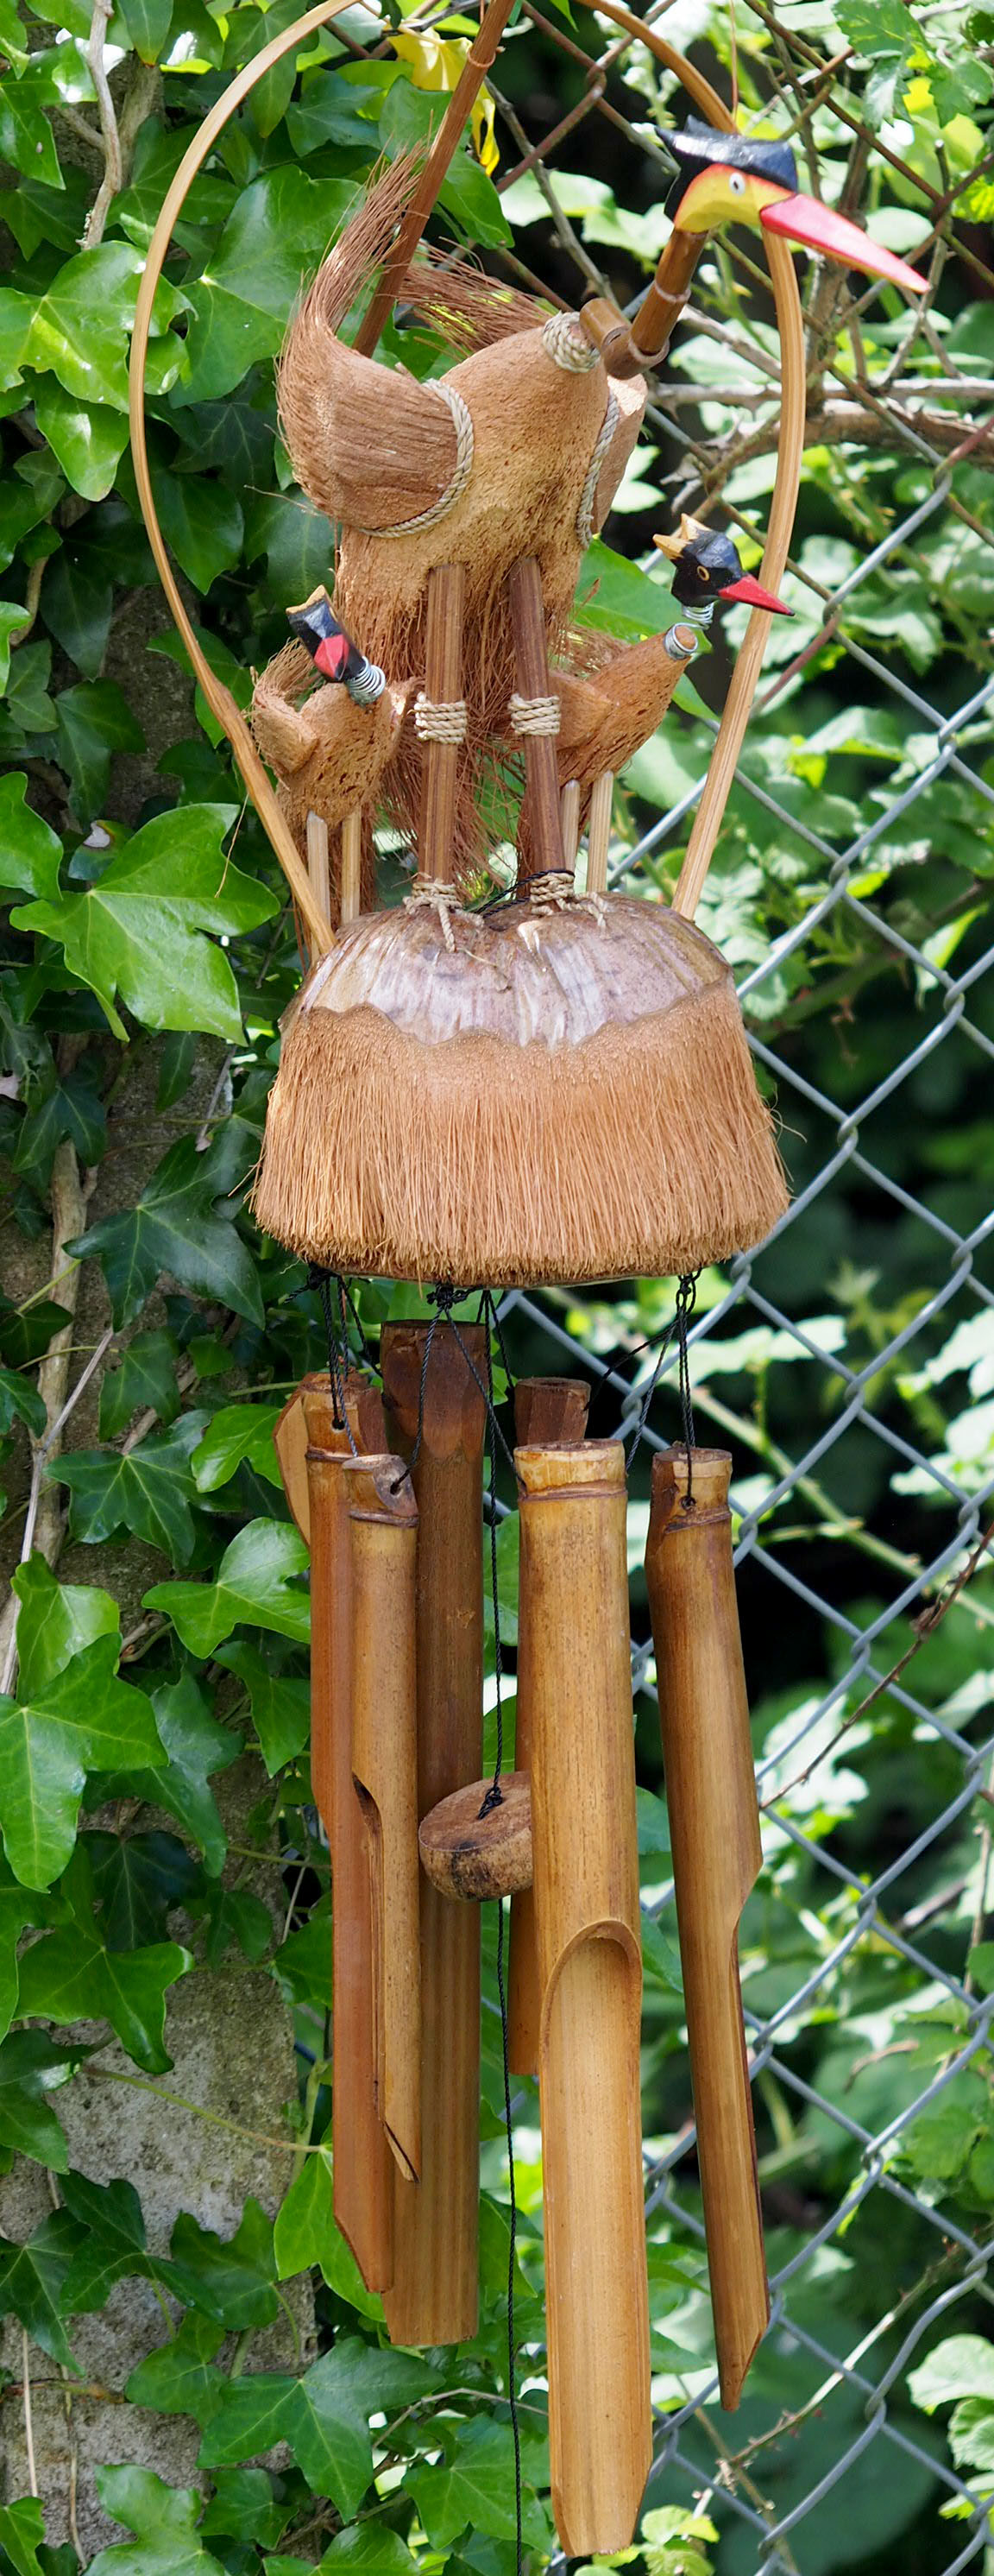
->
xmin=132 ymin=11 xmax=927 ymax=2552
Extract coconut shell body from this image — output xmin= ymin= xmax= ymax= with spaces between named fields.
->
xmin=251 ymin=894 xmax=787 ymax=1285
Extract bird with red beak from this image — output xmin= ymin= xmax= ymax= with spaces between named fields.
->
xmin=664 ymin=121 xmax=926 ymax=298
xmin=654 ymin=515 xmax=793 ymax=621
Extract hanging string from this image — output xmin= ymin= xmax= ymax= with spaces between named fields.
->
xmin=309 ymin=1264 xmax=358 ymax=1449
xmin=676 ymin=1272 xmax=698 ymax=1507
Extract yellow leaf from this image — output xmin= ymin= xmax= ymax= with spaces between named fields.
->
xmin=391 ymin=29 xmax=500 ymax=171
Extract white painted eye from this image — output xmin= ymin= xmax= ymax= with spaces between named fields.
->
xmin=728 ymin=171 xmax=746 ymax=194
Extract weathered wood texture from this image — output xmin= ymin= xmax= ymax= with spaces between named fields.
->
xmin=418 ymin=1771 xmax=532 ymax=1901
xmin=418 ymin=562 xmax=466 ymax=884
xmin=509 ymin=555 xmax=563 ymax=883
xmin=645 ymin=1445 xmax=769 ymax=2409
xmin=345 ymin=1452 xmax=422 ymax=2184
xmin=381 ymin=1322 xmax=487 ymax=2346
xmin=508 ymin=1378 xmax=589 ymax=2078
xmin=303 ymin=1382 xmax=393 ymax=2290
xmin=517 ymin=1438 xmax=651 ymax=2558
xmin=275 ymin=1370 xmax=384 ymax=1544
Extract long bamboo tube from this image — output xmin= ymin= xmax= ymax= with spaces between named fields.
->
xmin=644 ymin=1446 xmax=769 ymax=2409
xmin=344 ymin=1453 xmax=421 ymax=2184
xmin=509 ymin=556 xmax=563 ymax=885
xmin=340 ymin=811 xmax=362 ymax=925
xmin=304 ymin=1383 xmax=393 ymax=2292
xmin=380 ymin=1322 xmax=487 ymax=2346
xmin=418 ymin=563 xmax=466 ymax=884
xmin=508 ymin=1378 xmax=589 ymax=2079
xmin=278 ymin=1370 xmax=384 ymax=1545
xmin=517 ymin=1438 xmax=651 ymax=2558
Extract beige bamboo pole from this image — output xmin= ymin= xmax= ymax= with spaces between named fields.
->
xmin=277 ymin=1370 xmax=383 ymax=1544
xmin=304 ymin=1382 xmax=393 ymax=2292
xmin=306 ymin=812 xmax=331 ymax=929
xmin=644 ymin=1446 xmax=769 ymax=2409
xmin=508 ymin=1377 xmax=589 ymax=2078
xmin=585 ymin=769 xmax=613 ymax=896
xmin=418 ymin=563 xmax=466 ymax=885
xmin=380 ymin=1321 xmax=487 ymax=2346
xmin=509 ymin=556 xmax=563 ymax=887
xmin=340 ymin=811 xmax=363 ymax=925
xmin=355 ymin=0 xmax=519 ymax=357
xmin=560 ymin=780 xmax=581 ymax=877
xmin=517 ymin=1437 xmax=651 ymax=2558
xmin=344 ymin=1453 xmax=422 ymax=2184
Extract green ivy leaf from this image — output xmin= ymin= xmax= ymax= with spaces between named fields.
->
xmin=155 ymin=474 xmax=244 ymax=593
xmin=0 ymin=2030 xmax=83 ymax=2170
xmin=40 ymin=540 xmax=114 ymax=676
xmin=14 ymin=805 xmax=273 ymax=1041
xmin=99 ymin=1329 xmax=179 ymax=1438
xmin=146 ymin=1521 xmax=311 ymax=1657
xmin=57 ymin=2169 xmax=149 ymax=2314
xmin=179 ymin=170 xmax=355 ymax=404
xmin=192 ymin=1405 xmax=283 ymax=1494
xmin=0 ymin=1636 xmax=166 ymax=1888
xmin=89 ymin=1828 xmax=204 ymax=1950
xmin=25 ymin=245 xmax=145 ymax=409
xmin=70 ymin=1134 xmax=265 ymax=1329
xmin=909 ymin=2333 xmax=994 ymax=2411
xmin=88 ymin=2466 xmax=226 ymax=2576
xmin=199 ymin=2468 xmax=286 ymax=2548
xmin=168 ymin=2199 xmax=280 ymax=2331
xmin=0 ymin=1367 xmax=47 ymax=1443
xmin=52 ymin=1412 xmax=207 ymax=1563
xmin=11 ymin=1555 xmax=120 ymax=1699
xmin=0 ymin=2210 xmax=86 ymax=2368
xmin=116 ymin=0 xmax=173 ymax=61
xmin=17 ymin=1922 xmax=192 ymax=2074
xmin=322 ymin=2533 xmax=418 ymax=2570
xmin=0 ymin=774 xmax=62 ymax=903
xmin=32 ymin=382 xmax=129 ymax=504
xmin=0 ymin=2495 xmax=49 ymax=2576
xmin=133 ymin=1674 xmax=240 ymax=1877
xmin=125 ymin=2311 xmax=226 ymax=2422
xmin=0 ymin=55 xmax=63 ymax=187
xmin=406 ymin=2418 xmax=550 ymax=2551
xmin=53 ymin=679 xmax=145 ymax=823
xmin=215 ymin=1642 xmax=310 ymax=1775
xmin=274 ymin=2151 xmax=381 ymax=2318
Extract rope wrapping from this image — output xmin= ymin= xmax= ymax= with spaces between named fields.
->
xmin=541 ymin=308 xmax=601 ymax=374
xmin=508 ymin=691 xmax=561 ymax=736
xmin=353 ymin=382 xmax=475 ymax=538
xmin=576 ymin=387 xmax=620 ymax=549
xmin=414 ymin=694 xmax=469 ymax=742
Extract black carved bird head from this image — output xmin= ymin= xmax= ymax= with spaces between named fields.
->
xmin=654 ymin=516 xmax=792 ymax=615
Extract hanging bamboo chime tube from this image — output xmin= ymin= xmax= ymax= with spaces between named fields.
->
xmin=344 ymin=1452 xmax=422 ymax=2183
xmin=559 ymin=779 xmax=581 ymax=877
xmin=509 ymin=555 xmax=563 ymax=887
xmin=380 ymin=1321 xmax=488 ymax=2346
xmin=517 ymin=1438 xmax=651 ymax=2557
xmin=508 ymin=1377 xmax=590 ymax=2080
xmin=644 ymin=1446 xmax=769 ymax=2408
xmin=340 ymin=809 xmax=363 ymax=925
xmin=418 ymin=563 xmax=466 ymax=883
xmin=303 ymin=1380 xmax=393 ymax=2292
xmin=305 ymin=812 xmax=331 ymax=929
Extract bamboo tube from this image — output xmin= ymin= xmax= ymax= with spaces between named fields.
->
xmin=304 ymin=1383 xmax=393 ymax=2292
xmin=277 ymin=1371 xmax=384 ymax=1545
xmin=306 ymin=811 xmax=331 ymax=928
xmin=585 ymin=769 xmax=613 ymax=895
xmin=628 ymin=226 xmax=703 ymax=367
xmin=644 ymin=1447 xmax=769 ymax=2409
xmin=344 ymin=1453 xmax=421 ymax=2184
xmin=508 ymin=1378 xmax=589 ymax=2080
xmin=509 ymin=556 xmax=563 ymax=886
xmin=517 ymin=1438 xmax=651 ymax=2558
xmin=380 ymin=1322 xmax=487 ymax=2346
xmin=418 ymin=564 xmax=466 ymax=884
xmin=355 ymin=0 xmax=519 ymax=357
xmin=340 ymin=810 xmax=362 ymax=925
xmin=560 ymin=779 xmax=581 ymax=876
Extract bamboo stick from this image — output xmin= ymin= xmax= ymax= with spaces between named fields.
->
xmin=509 ymin=556 xmax=563 ymax=887
xmin=276 ymin=1371 xmax=383 ymax=1545
xmin=644 ymin=1446 xmax=769 ymax=2409
xmin=508 ymin=1378 xmax=589 ymax=2079
xmin=418 ymin=564 xmax=466 ymax=885
xmin=627 ymin=226 xmax=704 ymax=367
xmin=355 ymin=0 xmax=519 ymax=358
xmin=340 ymin=810 xmax=362 ymax=925
xmin=304 ymin=1383 xmax=393 ymax=2292
xmin=585 ymin=769 xmax=613 ymax=896
xmin=380 ymin=1322 xmax=488 ymax=2346
xmin=306 ymin=811 xmax=331 ymax=928
xmin=344 ymin=1452 xmax=422 ymax=2184
xmin=560 ymin=779 xmax=581 ymax=877
xmin=517 ymin=1437 xmax=651 ymax=2558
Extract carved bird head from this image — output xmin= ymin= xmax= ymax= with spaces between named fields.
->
xmin=654 ymin=516 xmax=792 ymax=615
xmin=664 ymin=122 xmax=926 ymax=297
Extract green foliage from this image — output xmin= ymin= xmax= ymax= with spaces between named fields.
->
xmin=0 ymin=0 xmax=991 ymax=2569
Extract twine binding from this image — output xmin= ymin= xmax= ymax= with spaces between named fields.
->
xmin=352 ymin=382 xmax=475 ymax=538
xmin=576 ymin=388 xmax=620 ymax=549
xmin=541 ymin=309 xmax=601 ymax=374
xmin=414 ymin=694 xmax=469 ymax=742
xmin=509 ymin=691 xmax=561 ymax=737
xmin=404 ymin=870 xmax=470 ymax=953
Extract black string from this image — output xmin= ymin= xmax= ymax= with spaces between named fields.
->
xmin=309 ymin=1264 xmax=359 ymax=1450
xmin=676 ymin=1272 xmax=698 ymax=1506
xmin=475 ymin=1315 xmax=522 ymax=2574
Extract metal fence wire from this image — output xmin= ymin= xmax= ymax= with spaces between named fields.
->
xmin=333 ymin=4 xmax=994 ymax=2564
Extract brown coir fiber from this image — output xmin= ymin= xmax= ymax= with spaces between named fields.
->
xmin=251 ymin=975 xmax=786 ymax=1286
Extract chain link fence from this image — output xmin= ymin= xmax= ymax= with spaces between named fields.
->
xmin=422 ymin=4 xmax=994 ymax=2564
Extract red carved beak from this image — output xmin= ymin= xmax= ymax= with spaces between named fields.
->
xmin=314 ymin=632 xmax=350 ymax=679
xmin=759 ymin=193 xmax=926 ymax=295
xmin=718 ymin=573 xmax=793 ymax=616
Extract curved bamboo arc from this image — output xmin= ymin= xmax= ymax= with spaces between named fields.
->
xmin=129 ymin=0 xmax=362 ymax=958
xmin=589 ymin=0 xmax=806 ymax=923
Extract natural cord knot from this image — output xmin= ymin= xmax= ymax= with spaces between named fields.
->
xmin=351 ymin=382 xmax=475 ymax=537
xmin=508 ymin=691 xmax=560 ymax=737
xmin=528 ymin=870 xmax=576 ymax=911
xmin=404 ymin=872 xmax=469 ymax=955
xmin=414 ymin=693 xmax=469 ymax=742
xmin=576 ymin=388 xmax=620 ymax=549
xmin=541 ymin=308 xmax=601 ymax=373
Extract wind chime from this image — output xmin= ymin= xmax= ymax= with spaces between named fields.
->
xmin=132 ymin=12 xmax=924 ymax=2552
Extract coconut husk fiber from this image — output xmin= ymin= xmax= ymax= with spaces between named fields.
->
xmin=251 ymin=896 xmax=787 ymax=1285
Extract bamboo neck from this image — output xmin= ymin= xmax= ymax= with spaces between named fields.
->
xmin=355 ymin=0 xmax=519 ymax=358
xmin=628 ymin=230 xmax=704 ymax=366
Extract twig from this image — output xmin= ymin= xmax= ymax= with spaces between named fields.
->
xmin=81 ymin=0 xmax=123 ymax=250
xmin=22 ymin=2333 xmax=37 ymax=2498
xmin=10 ymin=561 xmax=46 ymax=653
xmin=0 ymin=1146 xmax=104 ymax=1696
